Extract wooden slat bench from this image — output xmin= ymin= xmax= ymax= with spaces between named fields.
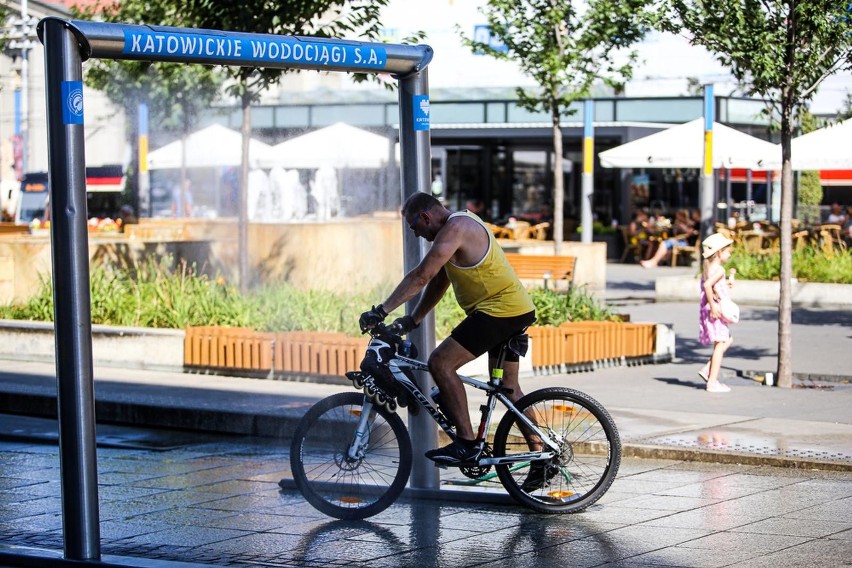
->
xmin=504 ymin=253 xmax=576 ymax=291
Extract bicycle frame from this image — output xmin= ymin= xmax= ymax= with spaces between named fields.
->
xmin=352 ymin=353 xmax=562 ymax=467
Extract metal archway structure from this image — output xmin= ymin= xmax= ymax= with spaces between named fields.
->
xmin=37 ymin=17 xmax=435 ymax=561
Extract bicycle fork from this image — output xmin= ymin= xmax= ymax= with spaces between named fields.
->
xmin=346 ymin=399 xmax=375 ymax=461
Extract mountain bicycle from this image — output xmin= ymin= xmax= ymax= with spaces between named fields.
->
xmin=290 ymin=323 xmax=621 ymax=520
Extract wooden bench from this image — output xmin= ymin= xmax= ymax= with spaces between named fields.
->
xmin=504 ymin=253 xmax=576 ymax=290
xmin=0 ymin=223 xmax=29 ymax=236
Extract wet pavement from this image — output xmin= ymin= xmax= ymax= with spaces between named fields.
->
xmin=1 ymin=421 xmax=850 ymax=567
xmin=0 ymin=262 xmax=851 ymax=566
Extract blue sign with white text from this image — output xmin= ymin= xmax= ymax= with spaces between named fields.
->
xmin=472 ymin=25 xmax=508 ymax=54
xmin=62 ymin=81 xmax=84 ymax=125
xmin=413 ymin=95 xmax=430 ymax=131
xmin=123 ymin=30 xmax=387 ymax=69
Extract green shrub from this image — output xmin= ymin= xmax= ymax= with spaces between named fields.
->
xmin=530 ymin=287 xmax=619 ymax=325
xmin=250 ymin=284 xmax=381 ymax=336
xmin=727 ymin=247 xmax=852 ymax=284
xmin=0 ymin=258 xmax=254 ymax=328
xmin=0 ymin=258 xmax=620 ymax=335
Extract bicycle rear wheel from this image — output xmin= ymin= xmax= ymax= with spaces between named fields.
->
xmin=493 ymin=387 xmax=621 ymax=513
xmin=290 ymin=392 xmax=412 ymax=520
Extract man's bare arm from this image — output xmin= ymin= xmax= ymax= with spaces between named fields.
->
xmin=380 ymin=220 xmax=465 ymax=313
xmin=410 ymin=268 xmax=451 ymax=324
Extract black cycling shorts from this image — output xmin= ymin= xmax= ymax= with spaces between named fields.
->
xmin=450 ymin=310 xmax=536 ymax=362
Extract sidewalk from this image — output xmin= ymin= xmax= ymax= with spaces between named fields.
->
xmin=0 ymin=262 xmax=850 ymax=567
xmin=1 ymin=262 xmax=850 ymax=469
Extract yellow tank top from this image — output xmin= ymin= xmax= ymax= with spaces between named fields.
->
xmin=444 ymin=211 xmax=535 ymax=317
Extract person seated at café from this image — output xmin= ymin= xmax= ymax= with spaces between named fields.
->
xmin=622 ymin=209 xmax=653 ymax=261
xmin=640 ymin=209 xmax=698 ymax=268
xmin=826 ymin=202 xmax=847 ymax=226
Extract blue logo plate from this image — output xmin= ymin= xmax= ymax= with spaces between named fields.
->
xmin=62 ymin=81 xmax=84 ymax=125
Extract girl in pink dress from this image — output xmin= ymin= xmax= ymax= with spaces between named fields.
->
xmin=698 ymin=233 xmax=735 ymax=393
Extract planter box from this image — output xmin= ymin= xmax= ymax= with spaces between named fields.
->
xmin=184 ymin=321 xmax=670 ymax=379
xmin=184 ymin=326 xmax=365 ymax=380
xmin=656 ymin=275 xmax=852 ymax=308
xmin=527 ymin=321 xmax=660 ymax=373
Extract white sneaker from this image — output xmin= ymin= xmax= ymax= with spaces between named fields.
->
xmin=706 ymin=382 xmax=731 ymax=393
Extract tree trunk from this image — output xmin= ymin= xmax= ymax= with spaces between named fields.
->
xmin=777 ymin=106 xmax=794 ymax=388
xmin=776 ymin=5 xmax=795 ymax=389
xmin=552 ymin=104 xmax=564 ymax=255
xmin=239 ymin=93 xmax=251 ymax=293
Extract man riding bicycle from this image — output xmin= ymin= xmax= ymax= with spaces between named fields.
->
xmin=360 ymin=192 xmax=536 ymax=465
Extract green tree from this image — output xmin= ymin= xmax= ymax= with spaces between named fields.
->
xmin=665 ymin=0 xmax=852 ymax=388
xmin=839 ymin=93 xmax=852 ymax=121
xmin=174 ymin=0 xmax=390 ymax=290
xmin=0 ymin=5 xmax=11 ymax=50
xmin=72 ymin=2 xmax=223 ymax=215
xmin=460 ymin=0 xmax=654 ymax=253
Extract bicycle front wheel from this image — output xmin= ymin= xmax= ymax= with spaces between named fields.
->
xmin=290 ymin=392 xmax=412 ymax=520
xmin=493 ymin=387 xmax=621 ymax=514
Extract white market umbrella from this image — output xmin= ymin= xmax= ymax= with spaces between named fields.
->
xmin=264 ymin=122 xmax=392 ymax=169
xmin=147 ymin=124 xmax=275 ymax=170
xmin=599 ymin=118 xmax=779 ymax=170
xmin=789 ymin=119 xmax=852 ymax=170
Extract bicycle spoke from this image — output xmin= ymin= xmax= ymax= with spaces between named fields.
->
xmin=493 ymin=387 xmax=621 ymax=513
xmin=291 ymin=393 xmax=412 ymax=519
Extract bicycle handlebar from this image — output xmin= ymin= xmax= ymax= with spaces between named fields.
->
xmin=362 ymin=321 xmax=404 ymax=339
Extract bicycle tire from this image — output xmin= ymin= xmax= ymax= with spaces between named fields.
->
xmin=493 ymin=387 xmax=621 ymax=513
xmin=290 ymin=392 xmax=412 ymax=520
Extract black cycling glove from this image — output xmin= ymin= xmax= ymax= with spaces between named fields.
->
xmin=390 ymin=315 xmax=419 ymax=335
xmin=359 ymin=304 xmax=388 ymax=332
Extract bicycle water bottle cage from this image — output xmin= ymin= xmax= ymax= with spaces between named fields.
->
xmin=507 ymin=333 xmax=529 ymax=358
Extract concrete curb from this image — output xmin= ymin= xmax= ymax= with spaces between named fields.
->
xmin=622 ymin=444 xmax=852 ymax=472
xmin=0 ymin=319 xmax=185 ymax=373
xmin=656 ymin=275 xmax=852 ymax=308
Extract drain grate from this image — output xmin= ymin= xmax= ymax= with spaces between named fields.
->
xmin=637 ymin=434 xmax=852 ymax=463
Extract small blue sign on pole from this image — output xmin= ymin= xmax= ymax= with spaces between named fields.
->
xmin=61 ymin=80 xmax=84 ymax=125
xmin=413 ymin=95 xmax=430 ymax=131
xmin=472 ymin=25 xmax=508 ymax=54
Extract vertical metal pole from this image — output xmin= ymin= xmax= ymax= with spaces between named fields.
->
xmin=746 ymin=168 xmax=753 ymax=219
xmin=725 ymin=168 xmax=732 ymax=219
xmin=20 ymin=0 xmax=31 ymax=176
xmin=580 ymin=99 xmax=594 ymax=244
xmin=766 ymin=170 xmax=773 ymax=222
xmin=138 ymin=102 xmax=150 ymax=217
xmin=398 ymin=70 xmax=439 ymax=490
xmin=41 ymin=18 xmax=101 ymax=561
xmin=700 ymin=85 xmax=715 ymax=238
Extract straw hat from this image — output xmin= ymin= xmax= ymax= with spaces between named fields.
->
xmin=702 ymin=232 xmax=734 ymax=258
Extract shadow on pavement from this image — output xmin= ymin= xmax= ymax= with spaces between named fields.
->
xmin=675 ymin=336 xmax=776 ymax=365
xmin=654 ymin=377 xmax=707 ymax=390
xmin=604 ymin=279 xmax=655 ymax=293
xmin=744 ymin=306 xmax=852 ymax=328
